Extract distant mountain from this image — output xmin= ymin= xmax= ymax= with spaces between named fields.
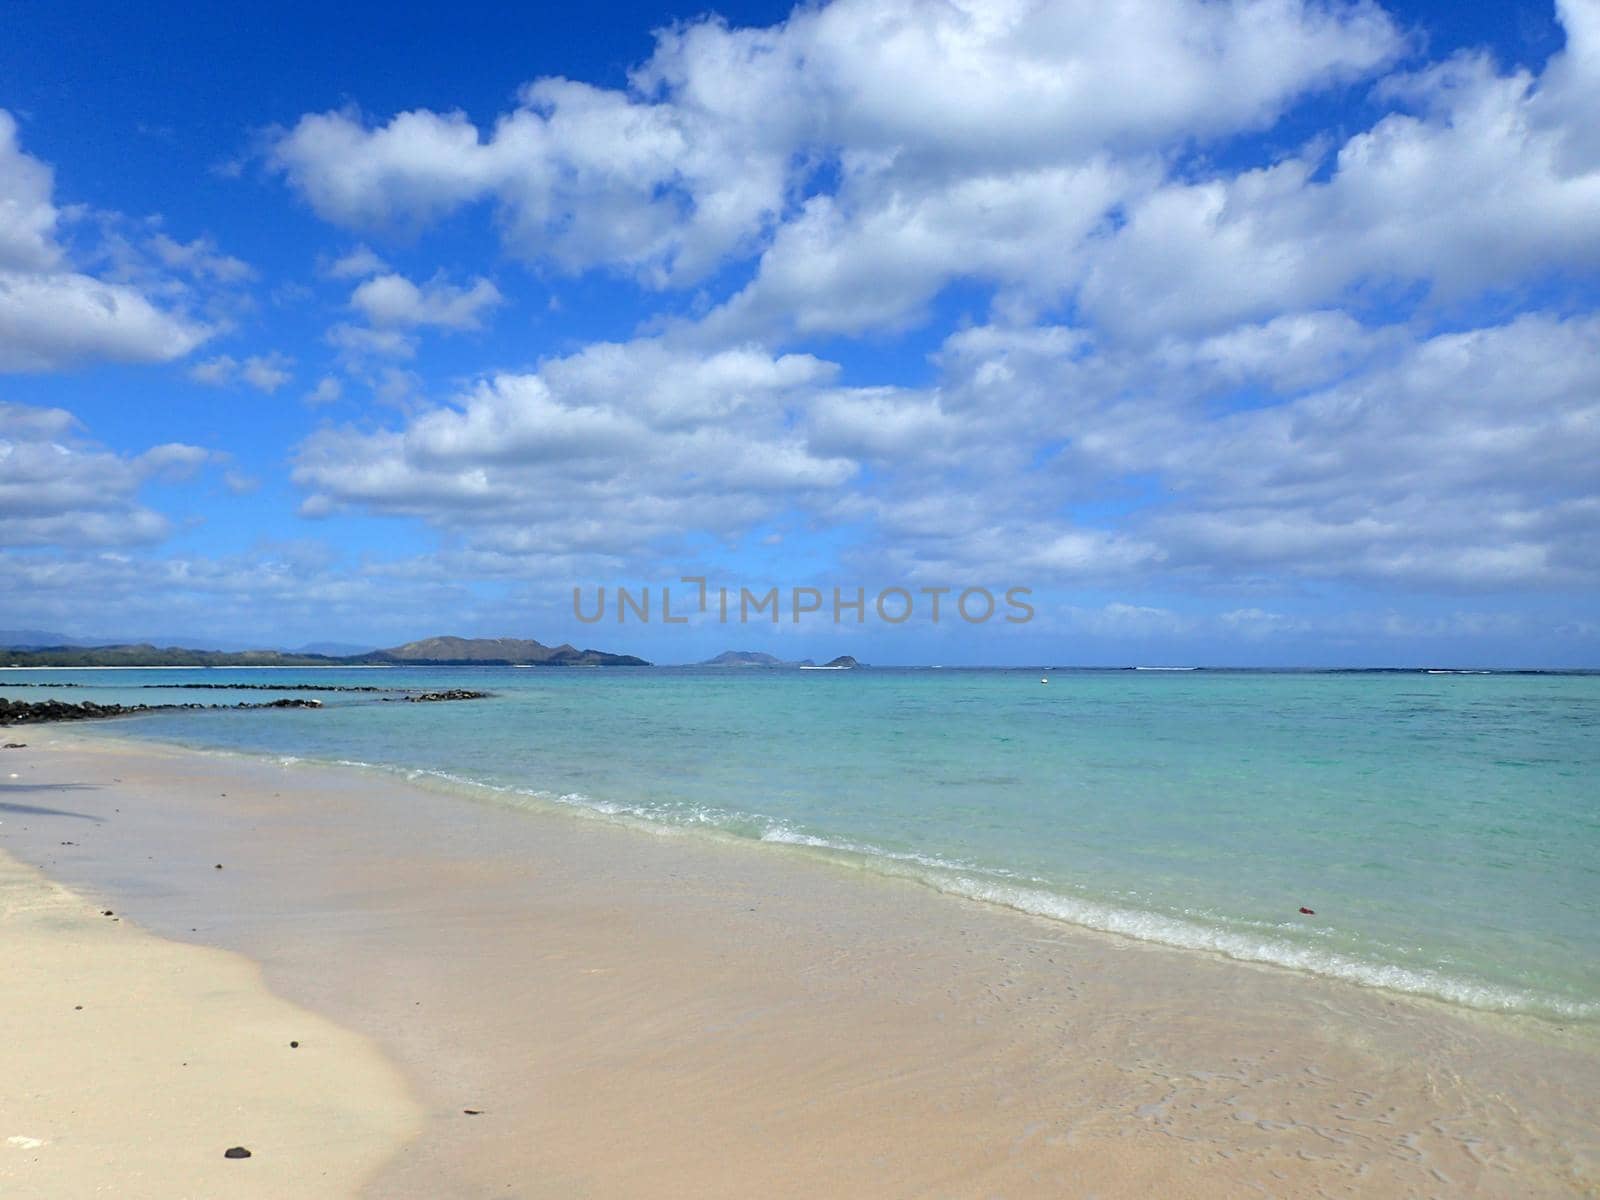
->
xmin=0 ymin=630 xmax=82 ymax=649
xmin=293 ymin=641 xmax=377 ymax=657
xmin=0 ymin=643 xmax=337 ymax=667
xmin=701 ymin=650 xmax=863 ymax=668
xmin=0 ymin=630 xmax=248 ymax=651
xmin=0 ymin=635 xmax=650 ymax=668
xmin=701 ymin=650 xmax=807 ymax=667
xmin=369 ymin=636 xmax=647 ymax=667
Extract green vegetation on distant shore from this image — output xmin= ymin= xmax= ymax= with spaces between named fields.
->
xmin=0 ymin=635 xmax=650 ymax=669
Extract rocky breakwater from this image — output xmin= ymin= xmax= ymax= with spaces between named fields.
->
xmin=387 ymin=689 xmax=491 ymax=703
xmin=0 ymin=697 xmax=324 ymax=726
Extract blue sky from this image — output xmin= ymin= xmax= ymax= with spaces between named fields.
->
xmin=1 ymin=0 xmax=1597 ymax=666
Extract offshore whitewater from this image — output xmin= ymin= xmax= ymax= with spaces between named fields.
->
xmin=8 ymin=664 xmax=1597 ymax=1023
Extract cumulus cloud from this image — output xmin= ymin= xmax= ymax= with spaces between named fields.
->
xmin=265 ymin=0 xmax=1600 ymax=351
xmin=270 ymin=0 xmax=1400 ymax=291
xmin=281 ymin=297 xmax=1600 ymax=594
xmin=349 ymin=272 xmax=501 ymax=329
xmin=13 ymin=0 xmax=1581 ymax=650
xmin=0 ymin=545 xmax=496 ymax=648
xmin=0 ymin=114 xmax=61 ymax=273
xmin=304 ymin=375 xmax=343 ymax=406
xmin=326 ymin=322 xmax=416 ymax=360
xmin=148 ymin=233 xmax=254 ymax=283
xmin=0 ymin=401 xmax=210 ymax=547
xmin=294 ymin=338 xmax=854 ymax=560
xmin=1076 ymin=41 xmax=1600 ymax=339
xmin=240 ymin=352 xmax=294 ymax=393
xmin=913 ymin=311 xmax=1600 ymax=589
xmin=322 ymin=244 xmax=388 ymax=279
xmin=188 ymin=351 xmax=295 ymax=393
xmin=0 ymin=111 xmax=214 ymax=371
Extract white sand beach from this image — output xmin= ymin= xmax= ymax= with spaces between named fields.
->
xmin=0 ymin=848 xmax=419 ymax=1199
xmin=1 ymin=731 xmax=1595 ymax=1198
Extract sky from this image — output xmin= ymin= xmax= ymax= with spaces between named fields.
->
xmin=1 ymin=0 xmax=1597 ymax=667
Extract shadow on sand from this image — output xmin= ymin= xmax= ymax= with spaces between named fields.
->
xmin=0 ymin=780 xmax=105 ymax=821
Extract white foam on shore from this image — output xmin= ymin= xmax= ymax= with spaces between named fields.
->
xmin=919 ymin=875 xmax=1600 ymax=1020
xmin=302 ymin=755 xmax=1600 ymax=1024
xmin=102 ymin=738 xmax=1598 ymax=1026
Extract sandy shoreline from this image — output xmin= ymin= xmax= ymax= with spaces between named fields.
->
xmin=0 ymin=846 xmax=419 ymax=1199
xmin=1 ymin=729 xmax=1596 ymax=1197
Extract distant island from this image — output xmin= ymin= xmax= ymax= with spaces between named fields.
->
xmin=701 ymin=650 xmax=803 ymax=667
xmin=373 ymin=636 xmax=648 ymax=667
xmin=701 ymin=651 xmax=860 ymax=669
xmin=0 ymin=635 xmax=650 ymax=669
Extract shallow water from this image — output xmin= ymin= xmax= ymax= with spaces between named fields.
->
xmin=6 ymin=664 xmax=1597 ymax=1021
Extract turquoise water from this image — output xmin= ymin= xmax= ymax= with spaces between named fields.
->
xmin=6 ymin=666 xmax=1598 ymax=1021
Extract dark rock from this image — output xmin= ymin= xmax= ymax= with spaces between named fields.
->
xmin=0 ymin=695 xmax=334 ymax=726
xmin=289 ymin=1041 xmax=299 ymax=1048
xmin=2 ymin=741 xmax=25 ymax=748
xmin=1298 ymin=906 xmax=1315 ymax=915
xmin=224 ymin=1146 xmax=252 ymax=1159
xmin=389 ymin=689 xmax=491 ymax=703
xmin=463 ymin=1109 xmax=482 ymax=1116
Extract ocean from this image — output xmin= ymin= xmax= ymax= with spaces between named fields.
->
xmin=6 ymin=664 xmax=1597 ymax=1023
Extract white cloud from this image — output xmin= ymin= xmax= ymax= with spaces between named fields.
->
xmin=703 ymin=160 xmax=1138 ymax=337
xmin=240 ymin=352 xmax=293 ymax=393
xmin=0 ymin=546 xmax=483 ymax=647
xmin=263 ymin=0 xmax=1600 ymax=355
xmin=304 ymin=375 xmax=343 ymax=406
xmin=913 ymin=310 xmax=1600 ymax=590
xmin=1077 ymin=41 xmax=1600 ymax=338
xmin=0 ymin=111 xmax=212 ymax=371
xmin=188 ymin=355 xmax=237 ymax=385
xmin=323 ymin=244 xmax=388 ymax=279
xmin=1062 ymin=603 xmax=1192 ymax=637
xmin=0 ymin=111 xmax=61 ymax=272
xmin=223 ymin=470 xmax=261 ymax=495
xmin=148 ymin=233 xmax=254 ymax=283
xmin=9 ymin=0 xmax=1588 ymax=649
xmin=0 ymin=271 xmax=211 ymax=372
xmin=189 ymin=351 xmax=294 ymax=393
xmin=326 ymin=322 xmax=416 ymax=360
xmin=0 ymin=401 xmax=209 ymax=547
xmin=270 ymin=0 xmax=1400 ymax=291
xmin=282 ymin=298 xmax=1600 ymax=594
xmin=294 ymin=337 xmax=853 ymax=561
xmin=349 ymin=272 xmax=501 ymax=329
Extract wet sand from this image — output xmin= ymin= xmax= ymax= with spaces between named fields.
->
xmin=1 ymin=730 xmax=1595 ymax=1197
